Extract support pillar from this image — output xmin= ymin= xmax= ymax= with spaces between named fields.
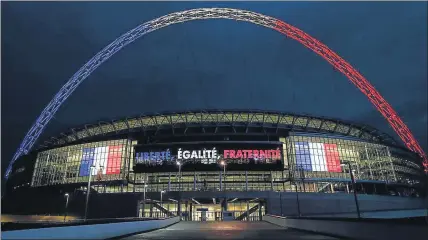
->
xmin=168 ymin=173 xmax=171 ymax=191
xmin=185 ymin=201 xmax=188 ymax=221
xmin=189 ymin=202 xmax=193 ymax=221
xmin=178 ymin=199 xmax=182 ymax=220
xmin=222 ymin=198 xmax=228 ymax=211
xmin=219 ymin=171 xmax=223 ymax=191
xmin=136 ymin=201 xmax=141 ymax=217
xmin=282 ymin=171 xmax=286 ymax=191
xmin=133 ymin=173 xmax=136 ymax=193
xmin=221 ymin=198 xmax=227 ymax=221
xmin=258 ymin=201 xmax=263 ymax=221
xmin=245 ymin=171 xmax=248 ymax=191
xmin=194 ymin=172 xmax=196 ymax=190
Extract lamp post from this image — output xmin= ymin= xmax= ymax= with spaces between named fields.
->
xmin=142 ymin=183 xmax=148 ymax=217
xmin=143 ymin=183 xmax=147 ymax=204
xmin=341 ymin=162 xmax=361 ymax=219
xmin=63 ymin=193 xmax=69 ymax=222
xmin=220 ymin=161 xmax=226 ymax=175
xmin=177 ymin=161 xmax=182 ymax=192
xmin=220 ymin=161 xmax=226 ymax=190
xmin=160 ymin=190 xmax=165 ymax=207
xmin=84 ymin=165 xmax=96 ymax=221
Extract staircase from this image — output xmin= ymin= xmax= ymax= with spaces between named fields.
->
xmin=317 ymin=183 xmax=331 ymax=193
xmin=235 ymin=204 xmax=259 ymax=221
xmin=152 ymin=202 xmax=176 ymax=217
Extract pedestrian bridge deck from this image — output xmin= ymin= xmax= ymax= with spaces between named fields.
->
xmin=120 ymin=221 xmax=338 ymax=240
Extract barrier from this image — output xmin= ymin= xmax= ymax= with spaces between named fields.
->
xmin=266 ymin=192 xmax=427 ymax=218
xmin=1 ymin=217 xmax=180 ymax=240
xmin=263 ymin=215 xmax=428 ymax=240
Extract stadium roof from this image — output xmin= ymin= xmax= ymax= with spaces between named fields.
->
xmin=37 ymin=109 xmax=400 ymax=150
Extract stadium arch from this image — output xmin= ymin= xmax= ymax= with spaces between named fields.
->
xmin=5 ymin=8 xmax=427 ymax=178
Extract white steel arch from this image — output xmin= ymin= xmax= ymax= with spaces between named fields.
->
xmin=5 ymin=8 xmax=427 ymax=178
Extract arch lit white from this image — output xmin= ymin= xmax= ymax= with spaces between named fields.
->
xmin=5 ymin=8 xmax=427 ymax=178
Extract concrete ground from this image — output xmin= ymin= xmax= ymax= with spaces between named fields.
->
xmin=120 ymin=221 xmax=341 ymax=240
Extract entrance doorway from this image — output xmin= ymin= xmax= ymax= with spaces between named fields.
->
xmin=191 ymin=205 xmax=222 ymax=221
xmin=181 ymin=198 xmax=265 ymax=222
xmin=137 ymin=198 xmax=265 ymax=221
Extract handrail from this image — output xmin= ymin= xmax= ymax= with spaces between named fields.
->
xmin=264 ymin=214 xmax=428 ymax=225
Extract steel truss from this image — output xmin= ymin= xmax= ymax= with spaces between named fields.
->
xmin=38 ymin=110 xmax=397 ymax=149
xmin=5 ymin=8 xmax=427 ymax=178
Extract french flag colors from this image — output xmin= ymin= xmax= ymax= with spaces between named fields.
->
xmin=295 ymin=142 xmax=342 ymax=172
xmin=107 ymin=145 xmax=122 ymax=175
xmin=79 ymin=145 xmax=123 ymax=177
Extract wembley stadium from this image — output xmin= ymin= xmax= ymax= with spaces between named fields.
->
xmin=4 ymin=109 xmax=426 ymax=221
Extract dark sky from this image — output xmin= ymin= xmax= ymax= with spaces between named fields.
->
xmin=2 ymin=1 xmax=427 ymax=174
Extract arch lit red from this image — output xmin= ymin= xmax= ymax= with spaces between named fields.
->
xmin=274 ymin=19 xmax=427 ymax=171
xmin=5 ymin=8 xmax=426 ymax=178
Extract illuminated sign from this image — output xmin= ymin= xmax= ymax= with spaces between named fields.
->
xmin=135 ymin=149 xmax=172 ymax=165
xmin=177 ymin=148 xmax=218 ymax=164
xmin=134 ymin=144 xmax=284 ymax=170
xmin=223 ymin=149 xmax=281 ymax=160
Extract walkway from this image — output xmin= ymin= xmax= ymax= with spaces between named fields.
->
xmin=120 ymin=221 xmax=339 ymax=240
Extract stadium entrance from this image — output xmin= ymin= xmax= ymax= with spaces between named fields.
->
xmin=137 ymin=198 xmax=265 ymax=221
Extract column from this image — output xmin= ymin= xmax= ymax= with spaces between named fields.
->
xmin=189 ymin=202 xmax=193 ymax=221
xmin=270 ymin=171 xmax=274 ymax=191
xmin=221 ymin=198 xmax=226 ymax=221
xmin=185 ymin=201 xmax=188 ymax=221
xmin=245 ymin=171 xmax=248 ymax=191
xmin=178 ymin=198 xmax=182 ymax=220
xmin=282 ymin=171 xmax=286 ymax=191
xmin=133 ymin=173 xmax=136 ymax=192
xmin=258 ymin=201 xmax=263 ymax=221
xmin=194 ymin=172 xmax=197 ymax=190
xmin=222 ymin=198 xmax=228 ymax=211
xmin=168 ymin=173 xmax=171 ymax=191
xmin=219 ymin=171 xmax=223 ymax=191
xmin=136 ymin=201 xmax=141 ymax=217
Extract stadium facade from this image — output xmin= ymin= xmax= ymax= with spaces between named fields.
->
xmin=5 ymin=110 xmax=427 ymax=221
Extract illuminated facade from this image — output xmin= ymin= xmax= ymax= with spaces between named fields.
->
xmin=5 ymin=110 xmax=425 ymax=221
xmin=24 ymin=110 xmax=424 ymax=196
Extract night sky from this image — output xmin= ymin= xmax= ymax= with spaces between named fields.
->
xmin=1 ymin=1 xmax=427 ymax=174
